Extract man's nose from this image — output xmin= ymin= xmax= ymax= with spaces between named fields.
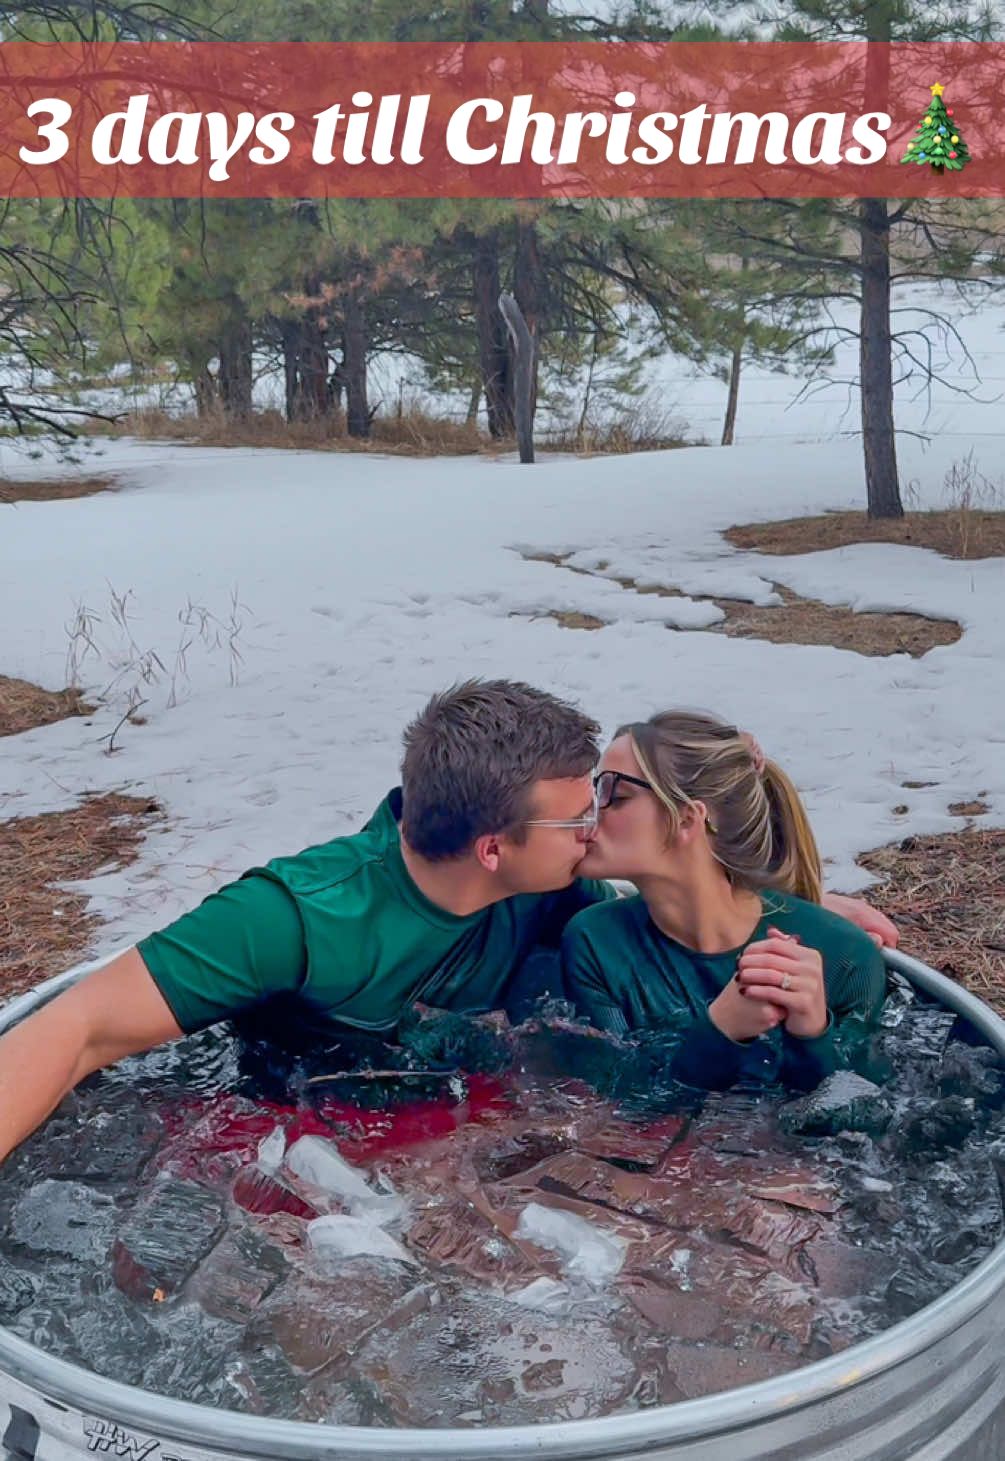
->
xmin=577 ymin=819 xmax=598 ymax=844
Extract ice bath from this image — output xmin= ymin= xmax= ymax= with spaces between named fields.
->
xmin=1 ymin=953 xmax=1004 ymax=1447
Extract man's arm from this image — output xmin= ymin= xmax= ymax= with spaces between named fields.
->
xmin=0 ymin=948 xmax=183 ymax=1164
xmin=820 ymin=892 xmax=898 ymax=948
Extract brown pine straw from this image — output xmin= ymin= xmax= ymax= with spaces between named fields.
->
xmin=0 ymin=675 xmax=93 ymax=739
xmin=0 ymin=793 xmax=162 ymax=1000
xmin=855 ymin=825 xmax=1005 ymax=1015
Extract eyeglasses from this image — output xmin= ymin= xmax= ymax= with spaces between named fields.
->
xmin=594 ymin=767 xmax=718 ymax=835
xmin=523 ymin=789 xmax=599 ymax=833
xmin=594 ymin=770 xmax=651 ymax=809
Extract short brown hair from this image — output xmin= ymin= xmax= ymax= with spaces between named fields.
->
xmin=401 ymin=679 xmax=600 ymax=860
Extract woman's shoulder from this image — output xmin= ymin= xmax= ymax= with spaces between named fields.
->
xmin=562 ymin=892 xmax=646 ymax=947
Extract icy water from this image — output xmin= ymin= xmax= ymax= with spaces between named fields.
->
xmin=0 ymin=975 xmax=1003 ymax=1427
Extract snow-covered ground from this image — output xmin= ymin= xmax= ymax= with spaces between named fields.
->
xmin=2 ymin=287 xmax=1005 ymax=962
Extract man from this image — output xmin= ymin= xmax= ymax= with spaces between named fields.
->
xmin=0 ymin=680 xmax=894 ymax=1162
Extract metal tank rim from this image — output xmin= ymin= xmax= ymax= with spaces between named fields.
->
xmin=0 ymin=946 xmax=1002 ymax=1460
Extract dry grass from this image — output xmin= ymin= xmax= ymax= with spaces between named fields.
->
xmin=0 ymin=675 xmax=94 ymax=738
xmin=725 ymin=510 xmax=1005 ymax=562
xmin=856 ymin=826 xmax=1005 ymax=1014
xmin=517 ymin=555 xmax=961 ymax=658
xmin=95 ymin=406 xmax=699 ymax=459
xmin=0 ymin=792 xmax=162 ymax=999
xmin=0 ymin=476 xmax=114 ymax=504
xmin=711 ymin=584 xmax=960 ymax=658
xmin=93 ymin=407 xmax=489 ymax=458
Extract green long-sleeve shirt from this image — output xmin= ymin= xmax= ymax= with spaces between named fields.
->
xmin=561 ymin=890 xmax=887 ymax=1092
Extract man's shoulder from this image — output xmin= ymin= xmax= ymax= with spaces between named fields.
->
xmin=251 ymin=790 xmax=398 ymax=898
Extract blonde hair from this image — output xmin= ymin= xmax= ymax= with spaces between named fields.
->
xmin=619 ymin=710 xmax=822 ymax=903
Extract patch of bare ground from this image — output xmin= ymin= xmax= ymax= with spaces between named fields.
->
xmin=0 ymin=476 xmax=115 ymax=504
xmin=0 ymin=792 xmax=162 ymax=999
xmin=855 ymin=825 xmax=1005 ymax=1015
xmin=0 ymin=675 xmax=94 ymax=738
xmin=710 ymin=583 xmax=960 ymax=658
xmin=517 ymin=555 xmax=960 ymax=657
xmin=724 ymin=510 xmax=1005 ymax=562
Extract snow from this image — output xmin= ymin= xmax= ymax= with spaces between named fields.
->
xmin=2 ymin=283 xmax=1004 ymax=962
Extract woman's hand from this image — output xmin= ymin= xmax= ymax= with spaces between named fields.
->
xmin=708 ymin=978 xmax=785 ymax=1044
xmin=735 ymin=927 xmax=829 ymax=1039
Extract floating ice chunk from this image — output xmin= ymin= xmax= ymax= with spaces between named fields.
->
xmin=11 ymin=1180 xmax=116 ymax=1263
xmin=285 ymin=1136 xmax=373 ymax=1201
xmin=507 ymin=1277 xmax=571 ymax=1312
xmin=350 ymin=1190 xmax=408 ymax=1229
xmin=306 ymin=1215 xmax=416 ymax=1266
xmin=257 ymin=1126 xmax=286 ymax=1173
xmin=515 ymin=1203 xmax=626 ymax=1285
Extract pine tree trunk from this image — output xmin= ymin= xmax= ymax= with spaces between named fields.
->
xmin=859 ymin=3 xmax=902 ymax=519
xmin=499 ymin=292 xmax=535 ymax=464
xmin=297 ymin=314 xmax=330 ymax=421
xmin=343 ymin=288 xmax=370 ymax=439
xmin=473 ymin=231 xmax=513 ymax=438
xmin=192 ymin=362 xmax=217 ymax=419
xmin=280 ymin=321 xmax=299 ymax=423
xmin=859 ymin=198 xmax=903 ymax=519
xmin=466 ymin=381 xmax=480 ymax=425
xmin=281 ymin=314 xmax=332 ymax=424
xmin=721 ymin=341 xmax=742 ymax=446
xmin=217 ymin=308 xmax=253 ymax=419
xmin=513 ymin=220 xmax=541 ymax=419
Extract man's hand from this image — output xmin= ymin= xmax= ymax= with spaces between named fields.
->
xmin=708 ymin=977 xmax=785 ymax=1044
xmin=736 ymin=928 xmax=829 ymax=1040
xmin=821 ymin=892 xmax=899 ymax=948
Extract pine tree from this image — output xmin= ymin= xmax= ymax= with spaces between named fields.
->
xmin=901 ymin=83 xmax=971 ymax=174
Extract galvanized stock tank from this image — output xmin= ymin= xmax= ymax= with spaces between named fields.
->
xmin=1 ymin=947 xmax=1004 ymax=1461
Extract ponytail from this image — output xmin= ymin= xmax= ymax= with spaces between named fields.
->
xmin=761 ymin=760 xmax=822 ymax=904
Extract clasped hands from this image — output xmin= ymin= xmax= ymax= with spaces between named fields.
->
xmin=709 ymin=927 xmax=829 ymax=1044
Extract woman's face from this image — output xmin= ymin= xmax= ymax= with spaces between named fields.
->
xmin=577 ymin=734 xmax=675 ymax=880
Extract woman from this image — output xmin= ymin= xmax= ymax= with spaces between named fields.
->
xmin=561 ymin=711 xmax=887 ymax=1091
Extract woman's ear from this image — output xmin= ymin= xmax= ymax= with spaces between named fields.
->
xmin=473 ymin=832 xmax=502 ymax=873
xmin=678 ymin=800 xmax=709 ymax=842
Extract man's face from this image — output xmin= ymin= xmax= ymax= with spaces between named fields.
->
xmin=494 ymin=775 xmax=597 ymax=893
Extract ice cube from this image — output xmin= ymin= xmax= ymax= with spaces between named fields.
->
xmin=232 ymin=1163 xmax=319 ymax=1220
xmin=113 ymin=1177 xmax=224 ymax=1301
xmin=257 ymin=1126 xmax=286 ymax=1173
xmin=10 ymin=1180 xmax=116 ymax=1262
xmin=506 ymin=1277 xmax=571 ymax=1312
xmin=350 ymin=1190 xmax=408 ymax=1229
xmin=250 ymin=1264 xmax=420 ymax=1374
xmin=778 ymin=1072 xmax=893 ymax=1138
xmin=355 ymin=1293 xmax=639 ymax=1425
xmin=285 ymin=1136 xmax=373 ymax=1201
xmin=0 ymin=1258 xmax=39 ymax=1322
xmin=11 ymin=1290 xmax=159 ymax=1386
xmin=307 ymin=1214 xmax=416 ymax=1266
xmin=515 ymin=1202 xmax=626 ymax=1285
xmin=186 ymin=1223 xmax=289 ymax=1324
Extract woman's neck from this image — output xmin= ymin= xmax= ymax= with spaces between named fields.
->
xmin=635 ymin=864 xmax=763 ymax=954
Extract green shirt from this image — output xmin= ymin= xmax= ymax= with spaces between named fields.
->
xmin=138 ymin=788 xmax=614 ymax=1039
xmin=561 ymin=890 xmax=887 ymax=1092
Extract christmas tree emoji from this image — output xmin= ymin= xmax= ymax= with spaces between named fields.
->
xmin=901 ymin=83 xmax=971 ymax=174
